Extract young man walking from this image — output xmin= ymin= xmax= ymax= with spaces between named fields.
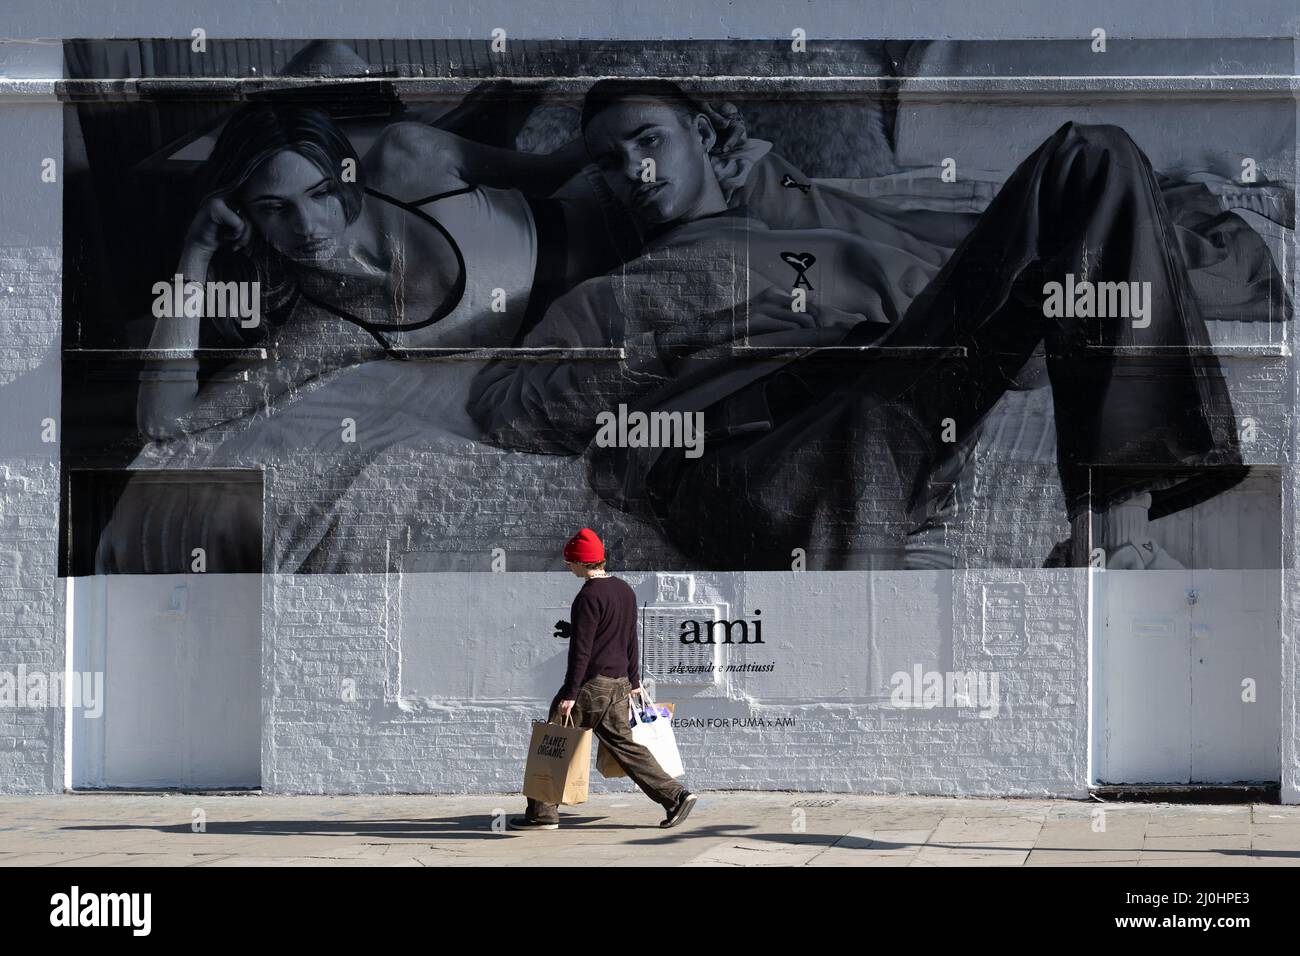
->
xmin=511 ymin=528 xmax=697 ymax=830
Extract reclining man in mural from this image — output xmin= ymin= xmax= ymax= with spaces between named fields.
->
xmin=468 ymin=78 xmax=1253 ymax=571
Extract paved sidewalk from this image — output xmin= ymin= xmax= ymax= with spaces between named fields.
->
xmin=1 ymin=792 xmax=1298 ymax=866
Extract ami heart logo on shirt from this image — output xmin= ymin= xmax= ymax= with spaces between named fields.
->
xmin=779 ymin=173 xmax=812 ymax=194
xmin=780 ymin=251 xmax=817 ymax=290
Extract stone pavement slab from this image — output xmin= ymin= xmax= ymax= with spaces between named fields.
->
xmin=0 ymin=792 xmax=1298 ymax=866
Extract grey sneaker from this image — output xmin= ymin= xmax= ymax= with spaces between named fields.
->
xmin=660 ymin=792 xmax=698 ymax=829
xmin=508 ymin=815 xmax=559 ymax=831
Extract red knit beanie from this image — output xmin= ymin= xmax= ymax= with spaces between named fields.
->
xmin=563 ymin=528 xmax=605 ymax=563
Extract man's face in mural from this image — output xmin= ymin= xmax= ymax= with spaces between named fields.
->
xmin=237 ymin=150 xmax=348 ymax=264
xmin=584 ymin=100 xmax=719 ymax=227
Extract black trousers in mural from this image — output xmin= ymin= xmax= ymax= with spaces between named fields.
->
xmin=607 ymin=122 xmax=1244 ymax=567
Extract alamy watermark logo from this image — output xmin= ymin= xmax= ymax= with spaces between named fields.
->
xmin=49 ymin=886 xmax=151 ymax=936
xmin=152 ymin=274 xmax=261 ymax=329
xmin=0 ymin=665 xmax=103 ymax=718
xmin=594 ymin=403 xmax=704 ymax=459
xmin=1042 ymin=273 xmax=1151 ymax=329
xmin=889 ymin=665 xmax=1001 ymax=717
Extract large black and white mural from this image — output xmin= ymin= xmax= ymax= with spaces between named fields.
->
xmin=60 ymin=38 xmax=1294 ymax=575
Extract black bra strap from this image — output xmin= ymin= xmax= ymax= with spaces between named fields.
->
xmin=365 ymin=183 xmax=476 ymax=209
xmin=294 ymin=186 xmax=469 ymax=340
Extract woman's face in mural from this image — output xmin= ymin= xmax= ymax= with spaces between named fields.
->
xmin=237 ymin=150 xmax=349 ymax=264
xmin=584 ymin=100 xmax=717 ymax=226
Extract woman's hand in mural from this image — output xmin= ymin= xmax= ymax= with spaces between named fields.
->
xmin=183 ymin=195 xmax=253 ymax=261
xmin=138 ymin=197 xmax=253 ymax=442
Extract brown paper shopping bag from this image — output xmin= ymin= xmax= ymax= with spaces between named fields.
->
xmin=597 ymin=701 xmax=673 ymax=779
xmin=523 ymin=714 xmax=592 ymax=805
xmin=596 ymin=737 xmax=624 ymax=778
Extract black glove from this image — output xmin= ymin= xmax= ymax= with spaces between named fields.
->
xmin=553 ymin=619 xmax=572 ymax=640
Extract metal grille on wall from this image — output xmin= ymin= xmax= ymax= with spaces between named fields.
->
xmin=641 ymin=605 xmax=724 ymax=687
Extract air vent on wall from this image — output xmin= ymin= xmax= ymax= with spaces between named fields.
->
xmin=641 ymin=604 xmax=724 ymax=686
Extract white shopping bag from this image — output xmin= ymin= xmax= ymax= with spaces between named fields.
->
xmin=597 ymin=700 xmax=674 ymax=778
xmin=629 ymin=688 xmax=684 ymax=779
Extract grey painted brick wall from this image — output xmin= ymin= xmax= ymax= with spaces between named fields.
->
xmin=0 ymin=3 xmax=1296 ymax=798
xmin=262 ymin=569 xmax=1089 ymax=796
xmin=0 ymin=88 xmax=63 ymax=793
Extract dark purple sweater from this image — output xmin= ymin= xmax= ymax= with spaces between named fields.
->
xmin=559 ymin=576 xmax=640 ymax=699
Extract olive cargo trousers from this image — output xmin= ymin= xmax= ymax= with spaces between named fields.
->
xmin=526 ymin=674 xmax=686 ymax=823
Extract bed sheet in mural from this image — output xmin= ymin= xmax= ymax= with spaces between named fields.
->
xmin=59 ymin=39 xmax=1294 ymax=574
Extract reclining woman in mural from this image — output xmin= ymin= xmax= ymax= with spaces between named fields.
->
xmin=109 ymin=97 xmax=652 ymax=572
xmin=136 ymin=99 xmax=636 ymax=442
xmin=469 ymin=79 xmax=1264 ymax=570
